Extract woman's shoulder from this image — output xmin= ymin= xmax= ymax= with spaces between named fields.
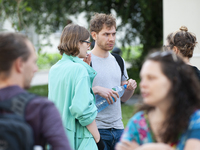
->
xmin=130 ymin=111 xmax=145 ymax=122
xmin=65 ymin=60 xmax=88 ymax=74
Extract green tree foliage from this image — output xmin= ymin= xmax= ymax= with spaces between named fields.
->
xmin=0 ymin=0 xmax=80 ymax=33
xmin=82 ymin=0 xmax=163 ymax=60
xmin=82 ymin=0 xmax=163 ymax=93
xmin=83 ymin=0 xmax=163 ymax=93
xmin=0 ymin=0 xmax=162 ymax=85
xmin=0 ymin=0 xmax=162 ymax=56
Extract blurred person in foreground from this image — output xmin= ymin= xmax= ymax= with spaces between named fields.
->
xmin=48 ymin=24 xmax=104 ymax=150
xmin=116 ymin=51 xmax=200 ymax=150
xmin=0 ymin=32 xmax=71 ymax=150
xmin=165 ymin=25 xmax=200 ymax=80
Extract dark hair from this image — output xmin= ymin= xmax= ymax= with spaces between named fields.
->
xmin=139 ymin=51 xmax=200 ymax=143
xmin=90 ymin=13 xmax=116 ymax=34
xmin=0 ymin=32 xmax=30 ymax=76
xmin=167 ymin=26 xmax=197 ymax=58
xmin=58 ymin=24 xmax=90 ymax=56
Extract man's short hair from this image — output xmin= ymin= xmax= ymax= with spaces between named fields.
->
xmin=0 ymin=32 xmax=30 ymax=75
xmin=90 ymin=13 xmax=116 ymax=34
xmin=58 ymin=24 xmax=90 ymax=56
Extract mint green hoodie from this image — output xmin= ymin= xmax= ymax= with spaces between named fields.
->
xmin=48 ymin=54 xmax=98 ymax=150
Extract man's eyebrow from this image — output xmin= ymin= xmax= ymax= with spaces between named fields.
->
xmin=103 ymin=31 xmax=117 ymax=34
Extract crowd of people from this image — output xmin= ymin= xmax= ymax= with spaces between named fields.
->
xmin=0 ymin=12 xmax=200 ymax=150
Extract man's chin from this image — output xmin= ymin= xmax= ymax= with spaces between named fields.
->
xmin=109 ymin=47 xmax=114 ymax=51
xmin=105 ymin=48 xmax=114 ymax=51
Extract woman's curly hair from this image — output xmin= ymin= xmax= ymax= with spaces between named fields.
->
xmin=167 ymin=26 xmax=197 ymax=58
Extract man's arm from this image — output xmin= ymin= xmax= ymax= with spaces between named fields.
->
xmin=121 ymin=79 xmax=137 ymax=102
xmin=92 ymin=86 xmax=119 ymax=104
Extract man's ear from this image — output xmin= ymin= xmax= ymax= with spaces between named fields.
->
xmin=14 ymin=57 xmax=24 ymax=73
xmin=91 ymin=31 xmax=97 ymax=40
xmin=173 ymin=46 xmax=180 ymax=55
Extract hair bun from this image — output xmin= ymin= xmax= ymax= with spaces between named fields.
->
xmin=179 ymin=26 xmax=188 ymax=32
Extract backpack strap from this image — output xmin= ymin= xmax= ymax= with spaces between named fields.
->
xmin=0 ymin=93 xmax=37 ymax=117
xmin=111 ymin=53 xmax=126 ymax=78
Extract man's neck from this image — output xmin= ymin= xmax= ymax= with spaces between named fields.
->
xmin=0 ymin=80 xmax=13 ymax=89
xmin=0 ymin=74 xmax=22 ymax=89
xmin=91 ymin=45 xmax=110 ymax=58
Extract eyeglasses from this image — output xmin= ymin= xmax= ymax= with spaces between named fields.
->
xmin=81 ymin=40 xmax=91 ymax=47
xmin=150 ymin=51 xmax=178 ymax=62
xmin=163 ymin=45 xmax=171 ymax=51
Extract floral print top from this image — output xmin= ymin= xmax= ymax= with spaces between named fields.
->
xmin=120 ymin=110 xmax=200 ymax=150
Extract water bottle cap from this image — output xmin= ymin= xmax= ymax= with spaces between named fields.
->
xmin=124 ymin=84 xmax=127 ymax=89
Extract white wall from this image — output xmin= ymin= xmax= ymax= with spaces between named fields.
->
xmin=163 ymin=0 xmax=200 ymax=69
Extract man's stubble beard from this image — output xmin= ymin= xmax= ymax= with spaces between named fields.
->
xmin=96 ymin=36 xmax=115 ymax=51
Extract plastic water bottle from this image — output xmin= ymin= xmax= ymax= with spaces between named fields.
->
xmin=96 ymin=84 xmax=127 ymax=113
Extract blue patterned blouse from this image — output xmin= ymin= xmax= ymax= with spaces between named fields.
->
xmin=120 ymin=110 xmax=200 ymax=150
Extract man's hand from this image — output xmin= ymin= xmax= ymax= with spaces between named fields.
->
xmin=83 ymin=53 xmax=91 ymax=65
xmin=121 ymin=79 xmax=137 ymax=102
xmin=95 ymin=86 xmax=119 ymax=104
xmin=123 ymin=79 xmax=137 ymax=91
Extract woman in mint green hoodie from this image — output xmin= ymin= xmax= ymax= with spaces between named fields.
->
xmin=48 ymin=24 xmax=104 ymax=150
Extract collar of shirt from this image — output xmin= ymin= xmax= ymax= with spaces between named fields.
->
xmin=62 ymin=53 xmax=97 ymax=82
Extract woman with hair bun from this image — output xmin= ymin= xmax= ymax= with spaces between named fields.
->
xmin=116 ymin=51 xmax=200 ymax=150
xmin=165 ymin=26 xmax=200 ymax=80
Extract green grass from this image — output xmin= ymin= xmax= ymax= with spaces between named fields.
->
xmin=37 ymin=52 xmax=62 ymax=70
xmin=28 ymin=84 xmax=135 ymax=127
xmin=28 ymin=84 xmax=48 ymax=97
xmin=121 ymin=104 xmax=135 ymax=127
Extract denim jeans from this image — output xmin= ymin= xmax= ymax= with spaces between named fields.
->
xmin=98 ymin=128 xmax=124 ymax=150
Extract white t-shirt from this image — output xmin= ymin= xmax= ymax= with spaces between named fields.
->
xmin=91 ymin=52 xmax=128 ymax=129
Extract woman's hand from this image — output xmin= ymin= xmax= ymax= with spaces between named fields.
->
xmin=137 ymin=143 xmax=175 ymax=150
xmin=184 ymin=139 xmax=200 ymax=150
xmin=116 ymin=141 xmax=175 ymax=150
xmin=115 ymin=140 xmax=139 ymax=150
xmin=83 ymin=53 xmax=91 ymax=65
xmin=96 ymin=138 xmax=105 ymax=150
